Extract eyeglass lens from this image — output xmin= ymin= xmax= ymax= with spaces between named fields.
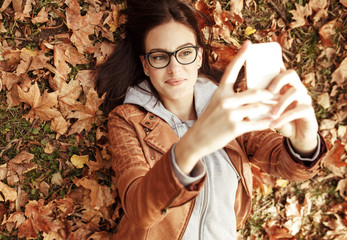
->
xmin=147 ymin=46 xmax=198 ymax=69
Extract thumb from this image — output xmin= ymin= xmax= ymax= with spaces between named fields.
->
xmin=220 ymin=40 xmax=252 ymax=88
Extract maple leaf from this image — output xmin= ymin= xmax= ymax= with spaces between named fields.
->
xmin=319 ymin=19 xmax=343 ymax=48
xmin=336 ymin=178 xmax=347 ymax=201
xmin=17 ymin=81 xmax=61 ymax=122
xmin=0 ymin=181 xmax=17 ymax=202
xmin=289 ymin=3 xmax=312 ymax=29
xmin=4 ymin=212 xmax=26 ymax=232
xmin=73 ymin=177 xmax=115 ymax=210
xmin=65 ymin=0 xmax=103 ymax=54
xmin=50 ymin=115 xmax=70 ymax=137
xmin=57 ymin=79 xmax=82 ymax=117
xmin=67 ymin=88 xmax=105 ymax=135
xmin=322 ymin=140 xmax=347 ymax=177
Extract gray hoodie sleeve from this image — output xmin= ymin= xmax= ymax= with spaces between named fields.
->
xmin=170 ymin=143 xmax=206 ymax=187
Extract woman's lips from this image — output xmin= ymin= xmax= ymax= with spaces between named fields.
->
xmin=165 ymin=79 xmax=185 ymax=86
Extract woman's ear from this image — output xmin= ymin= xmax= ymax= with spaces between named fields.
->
xmin=140 ymin=56 xmax=150 ymax=76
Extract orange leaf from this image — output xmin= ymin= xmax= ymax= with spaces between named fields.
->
xmin=17 ymin=81 xmax=61 ymax=122
xmin=323 ymin=140 xmax=347 ymax=177
xmin=319 ymin=19 xmax=343 ymax=48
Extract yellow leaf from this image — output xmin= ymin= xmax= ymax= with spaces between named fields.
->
xmin=70 ymin=155 xmax=89 ymax=168
xmin=258 ymin=184 xmax=273 ymax=196
xmin=276 ymin=179 xmax=289 ymax=188
xmin=245 ymin=26 xmax=256 ymax=36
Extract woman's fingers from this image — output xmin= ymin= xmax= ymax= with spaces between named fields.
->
xmin=220 ymin=40 xmax=252 ymax=88
xmin=222 ymin=89 xmax=276 ymax=109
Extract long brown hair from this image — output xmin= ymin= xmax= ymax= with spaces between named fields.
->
xmin=95 ymin=0 xmax=222 ymax=115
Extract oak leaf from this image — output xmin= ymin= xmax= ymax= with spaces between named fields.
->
xmin=289 ymin=3 xmax=312 ymax=29
xmin=17 ymin=81 xmax=61 ymax=122
xmin=68 ymin=88 xmax=105 ymax=135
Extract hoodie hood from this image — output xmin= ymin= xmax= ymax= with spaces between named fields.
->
xmin=123 ymin=77 xmax=218 ymax=129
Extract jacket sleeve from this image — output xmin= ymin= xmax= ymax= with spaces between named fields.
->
xmin=107 ymin=107 xmax=205 ymax=229
xmin=239 ymin=129 xmax=327 ymax=181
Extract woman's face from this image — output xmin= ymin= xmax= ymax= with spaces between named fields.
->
xmin=140 ymin=21 xmax=202 ymax=106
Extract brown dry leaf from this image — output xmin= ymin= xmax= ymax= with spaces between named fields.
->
xmin=319 ymin=19 xmax=343 ymax=48
xmin=32 ymin=6 xmax=49 ymax=24
xmin=75 ymin=70 xmax=95 ymax=94
xmin=336 ymin=178 xmax=347 ymax=201
xmin=50 ymin=115 xmax=70 ymax=137
xmin=65 ymin=0 xmax=103 ymax=54
xmin=309 ymin=0 xmax=328 ymax=26
xmin=317 ymin=92 xmax=331 ymax=109
xmin=264 ymin=220 xmax=295 ymax=240
xmin=0 ymin=164 xmax=7 ymax=180
xmin=16 ymin=49 xmax=33 ymax=76
xmin=73 ymin=177 xmax=115 ymax=210
xmin=7 ymin=151 xmax=36 ymax=184
xmin=331 ymin=57 xmax=347 ymax=88
xmin=39 ymin=181 xmax=50 ymax=196
xmin=0 ymin=49 xmax=21 ymax=72
xmin=23 ymin=199 xmax=64 ymax=234
xmin=289 ymin=3 xmax=312 ymax=29
xmin=323 ymin=140 xmax=347 ymax=177
xmin=5 ymin=212 xmax=26 ymax=232
xmin=93 ymin=41 xmax=116 ymax=66
xmin=51 ymin=172 xmax=63 ymax=186
xmin=211 ymin=42 xmax=236 ymax=71
xmin=42 ymin=232 xmax=64 ymax=240
xmin=68 ymin=88 xmax=105 ymax=135
xmin=1 ymin=72 xmax=22 ymax=90
xmin=56 ymin=197 xmax=75 ymax=218
xmin=58 ymin=79 xmax=82 ymax=117
xmin=17 ymin=81 xmax=61 ymax=122
xmin=44 ymin=142 xmax=55 ymax=154
xmin=14 ymin=0 xmax=35 ymax=21
xmin=323 ymin=213 xmax=347 ymax=240
xmin=341 ymin=0 xmax=347 ymax=7
xmin=0 ymin=181 xmax=17 ymax=202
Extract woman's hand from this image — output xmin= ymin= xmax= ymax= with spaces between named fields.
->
xmin=267 ymin=69 xmax=319 ymax=157
xmin=175 ymin=41 xmax=277 ymax=174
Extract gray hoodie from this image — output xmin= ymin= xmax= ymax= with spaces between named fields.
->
xmin=124 ymin=77 xmax=240 ymax=240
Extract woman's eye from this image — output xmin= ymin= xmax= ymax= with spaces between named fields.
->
xmin=150 ymin=54 xmax=168 ymax=62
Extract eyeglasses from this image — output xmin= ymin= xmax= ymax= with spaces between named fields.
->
xmin=144 ymin=46 xmax=199 ymax=69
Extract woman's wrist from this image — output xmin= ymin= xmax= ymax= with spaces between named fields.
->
xmin=288 ymin=135 xmax=319 ymax=158
xmin=174 ymin=136 xmax=201 ymax=175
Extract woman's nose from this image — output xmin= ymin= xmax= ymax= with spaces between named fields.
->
xmin=166 ymin=55 xmax=181 ymax=74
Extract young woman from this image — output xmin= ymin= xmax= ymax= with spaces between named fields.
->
xmin=96 ymin=0 xmax=327 ymax=239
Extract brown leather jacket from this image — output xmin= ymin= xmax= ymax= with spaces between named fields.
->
xmin=108 ymin=104 xmax=326 ymax=240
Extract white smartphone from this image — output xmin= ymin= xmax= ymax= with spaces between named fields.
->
xmin=246 ymin=42 xmax=284 ymax=89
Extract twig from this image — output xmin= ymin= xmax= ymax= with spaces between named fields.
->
xmin=268 ymin=0 xmax=288 ymax=23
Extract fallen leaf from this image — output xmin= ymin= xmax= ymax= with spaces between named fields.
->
xmin=317 ymin=92 xmax=331 ymax=109
xmin=0 ymin=181 xmax=17 ymax=202
xmin=71 ymin=154 xmax=89 ymax=168
xmin=44 ymin=142 xmax=55 ymax=154
xmin=57 ymin=79 xmax=82 ymax=117
xmin=340 ymin=0 xmax=347 ymax=7
xmin=319 ymin=19 xmax=343 ymax=48
xmin=323 ymin=140 xmax=347 ymax=177
xmin=0 ymin=49 xmax=21 ymax=72
xmin=50 ymin=115 xmax=70 ymax=137
xmin=17 ymin=81 xmax=61 ymax=122
xmin=51 ymin=172 xmax=63 ymax=186
xmin=31 ymin=7 xmax=49 ymax=24
xmin=289 ymin=3 xmax=312 ymax=28
xmin=7 ymin=151 xmax=36 ymax=184
xmin=65 ymin=0 xmax=103 ymax=53
xmin=331 ymin=57 xmax=347 ymax=88
xmin=245 ymin=26 xmax=256 ymax=36
xmin=5 ymin=212 xmax=25 ymax=232
xmin=73 ymin=177 xmax=115 ymax=210
xmin=336 ymin=178 xmax=347 ymax=201
xmin=68 ymin=88 xmax=105 ymax=135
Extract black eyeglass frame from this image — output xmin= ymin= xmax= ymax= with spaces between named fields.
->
xmin=144 ymin=46 xmax=200 ymax=69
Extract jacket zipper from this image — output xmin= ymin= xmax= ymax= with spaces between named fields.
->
xmin=161 ymin=188 xmax=184 ymax=215
xmin=199 ymin=175 xmax=209 ymax=240
xmin=144 ymin=127 xmax=155 ymax=160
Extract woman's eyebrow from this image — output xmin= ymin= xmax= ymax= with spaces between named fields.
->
xmin=148 ymin=42 xmax=195 ymax=52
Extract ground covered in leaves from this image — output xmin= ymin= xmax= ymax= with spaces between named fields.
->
xmin=0 ymin=0 xmax=346 ymax=239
